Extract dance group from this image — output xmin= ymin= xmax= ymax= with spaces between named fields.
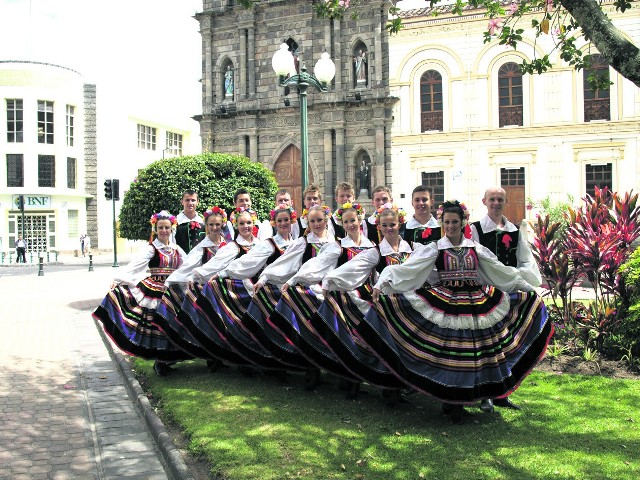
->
xmin=93 ymin=182 xmax=553 ymax=424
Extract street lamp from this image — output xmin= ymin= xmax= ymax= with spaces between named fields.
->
xmin=272 ymin=43 xmax=335 ymax=196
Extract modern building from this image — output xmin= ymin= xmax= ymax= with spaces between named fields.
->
xmin=195 ymin=0 xmax=397 ymax=212
xmin=0 ymin=60 xmax=199 ymax=258
xmin=389 ymin=2 xmax=640 ymax=221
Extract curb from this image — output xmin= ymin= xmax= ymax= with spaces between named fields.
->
xmin=93 ymin=318 xmax=195 ymax=480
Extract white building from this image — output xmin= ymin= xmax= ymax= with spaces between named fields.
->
xmin=390 ymin=2 xmax=640 ymax=222
xmin=0 ymin=60 xmax=200 ymax=259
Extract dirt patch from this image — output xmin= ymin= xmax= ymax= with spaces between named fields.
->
xmin=536 ymin=356 xmax=640 ymax=380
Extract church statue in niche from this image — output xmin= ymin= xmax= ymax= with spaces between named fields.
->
xmin=353 ymin=49 xmax=368 ymax=86
xmin=357 ymin=158 xmax=371 ymax=198
xmin=224 ymin=65 xmax=234 ymax=98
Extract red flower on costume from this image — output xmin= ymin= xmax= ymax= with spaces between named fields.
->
xmin=252 ymin=226 xmax=259 ymax=237
xmin=421 ymin=228 xmax=432 ymax=239
xmin=189 ymin=221 xmax=202 ymax=230
xmin=464 ymin=224 xmax=472 ymax=239
xmin=502 ymin=234 xmax=512 ymax=248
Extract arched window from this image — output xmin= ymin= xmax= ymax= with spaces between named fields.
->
xmin=583 ymin=54 xmax=610 ymax=122
xmin=498 ymin=62 xmax=523 ymax=127
xmin=420 ymin=70 xmax=443 ymax=132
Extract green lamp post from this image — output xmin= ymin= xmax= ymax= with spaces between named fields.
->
xmin=271 ymin=43 xmax=336 ymax=196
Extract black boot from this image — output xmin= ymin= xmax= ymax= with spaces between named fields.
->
xmin=153 ymin=361 xmax=170 ymax=377
xmin=480 ymin=399 xmax=494 ymax=413
xmin=304 ymin=368 xmax=322 ymax=390
xmin=493 ymin=397 xmax=522 ymax=410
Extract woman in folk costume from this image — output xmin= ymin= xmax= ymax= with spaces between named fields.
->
xmin=92 ymin=210 xmax=190 ymax=375
xmin=243 ymin=205 xmax=335 ymax=378
xmin=314 ymin=204 xmax=413 ymax=400
xmin=177 ymin=207 xmax=261 ymax=368
xmin=269 ymin=202 xmax=375 ymax=388
xmin=155 ymin=206 xmax=229 ymax=359
xmin=199 ymin=206 xmax=297 ymax=370
xmin=362 ymin=200 xmax=552 ymax=424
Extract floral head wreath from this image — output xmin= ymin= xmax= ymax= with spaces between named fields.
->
xmin=230 ymin=207 xmax=258 ymax=228
xmin=374 ymin=203 xmax=406 ymax=225
xmin=302 ymin=205 xmax=332 ymax=220
xmin=436 ymin=200 xmax=470 ymax=226
xmin=150 ymin=210 xmax=177 ymax=229
xmin=203 ymin=206 xmax=228 ymax=223
xmin=335 ymin=202 xmax=365 ymax=224
xmin=269 ymin=206 xmax=298 ymax=227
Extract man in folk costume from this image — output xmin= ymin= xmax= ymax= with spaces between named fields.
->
xmin=471 ymin=186 xmax=542 ymax=412
xmin=175 ymin=190 xmax=205 ymax=253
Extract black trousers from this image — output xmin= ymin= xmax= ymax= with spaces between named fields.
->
xmin=16 ymin=247 xmax=26 ymax=263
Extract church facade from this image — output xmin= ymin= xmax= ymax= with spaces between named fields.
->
xmin=196 ymin=0 xmax=397 ymax=211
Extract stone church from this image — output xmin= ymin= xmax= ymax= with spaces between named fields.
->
xmin=195 ymin=0 xmax=397 ymax=211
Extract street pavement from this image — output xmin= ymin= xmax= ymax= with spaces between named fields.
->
xmin=0 ymin=253 xmax=195 ymax=480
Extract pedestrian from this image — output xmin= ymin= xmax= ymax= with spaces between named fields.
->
xmin=16 ymin=235 xmax=27 ymax=263
xmin=365 ymin=200 xmax=552 ymax=424
xmin=84 ymin=234 xmax=91 ymax=255
xmin=80 ymin=234 xmax=85 ymax=257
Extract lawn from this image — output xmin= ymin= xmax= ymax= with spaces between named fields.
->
xmin=133 ymin=359 xmax=640 ymax=480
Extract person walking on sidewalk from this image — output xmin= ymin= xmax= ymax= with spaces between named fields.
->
xmin=16 ymin=235 xmax=27 ymax=263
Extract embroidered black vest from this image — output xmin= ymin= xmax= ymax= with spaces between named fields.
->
xmin=403 ymin=225 xmax=442 ymax=248
xmin=374 ymin=246 xmax=411 ymax=273
xmin=472 ymin=221 xmax=519 ymax=267
xmin=330 ymin=216 xmax=345 ymax=240
xmin=336 ymin=245 xmax=371 ymax=267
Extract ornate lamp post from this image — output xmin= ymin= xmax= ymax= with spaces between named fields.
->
xmin=272 ymin=43 xmax=336 ymax=195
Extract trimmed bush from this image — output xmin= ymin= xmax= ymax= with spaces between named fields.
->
xmin=119 ymin=153 xmax=278 ymax=241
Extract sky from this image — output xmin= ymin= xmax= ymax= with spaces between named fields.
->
xmin=0 ymin=0 xmax=437 ymax=124
xmin=0 ymin=0 xmax=203 ymax=122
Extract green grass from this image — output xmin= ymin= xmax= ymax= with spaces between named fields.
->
xmin=133 ymin=359 xmax=640 ymax=480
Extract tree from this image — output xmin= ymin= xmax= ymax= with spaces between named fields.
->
xmin=236 ymin=1 xmax=639 ymax=88
xmin=118 ymin=153 xmax=278 ymax=241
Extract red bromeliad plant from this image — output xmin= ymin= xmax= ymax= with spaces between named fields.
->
xmin=531 ymin=187 xmax=640 ymax=353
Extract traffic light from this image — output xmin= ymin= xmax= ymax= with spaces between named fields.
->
xmin=16 ymin=195 xmax=24 ymax=210
xmin=104 ymin=179 xmax=113 ymax=200
xmin=112 ymin=179 xmax=120 ymax=201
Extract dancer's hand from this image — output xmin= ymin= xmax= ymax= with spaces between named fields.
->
xmin=372 ymin=288 xmax=381 ymax=303
xmin=281 ymin=283 xmax=290 ymax=293
xmin=254 ymin=281 xmax=264 ymax=293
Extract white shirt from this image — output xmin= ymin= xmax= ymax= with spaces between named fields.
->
xmin=322 ymin=237 xmax=412 ymax=292
xmin=470 ymin=214 xmax=541 ymax=288
xmin=374 ymin=236 xmax=535 ymax=294
xmin=218 ymin=234 xmax=293 ymax=280
xmin=286 ymin=235 xmax=375 ymax=287
xmin=114 ymin=238 xmax=186 ymax=286
xmin=165 ymin=236 xmax=227 ymax=286
xmin=192 ymin=236 xmax=260 ymax=283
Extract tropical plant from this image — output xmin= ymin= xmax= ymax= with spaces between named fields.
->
xmin=119 ymin=153 xmax=278 ymax=241
xmin=530 ymin=188 xmax=640 ymax=356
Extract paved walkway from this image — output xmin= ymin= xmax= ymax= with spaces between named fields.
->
xmin=0 ymin=258 xmax=194 ymax=480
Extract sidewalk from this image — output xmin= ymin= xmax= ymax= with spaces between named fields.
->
xmin=0 ymin=264 xmax=194 ymax=479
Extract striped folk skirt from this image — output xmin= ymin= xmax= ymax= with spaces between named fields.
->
xmin=357 ymin=282 xmax=553 ymax=403
xmin=92 ymin=277 xmax=192 ymax=361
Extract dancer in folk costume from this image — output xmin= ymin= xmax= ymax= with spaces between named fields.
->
xmin=314 ymin=204 xmax=413 ymax=400
xmin=471 ymin=186 xmax=542 ymax=412
xmin=403 ymin=185 xmax=441 ymax=247
xmin=92 ymin=211 xmax=190 ymax=376
xmin=174 ymin=190 xmax=205 ymax=253
xmin=362 ymin=186 xmax=397 ymax=244
xmin=155 ymin=206 xmax=229 ymax=359
xmin=362 ymin=200 xmax=552 ymax=423
xmin=177 ymin=207 xmax=262 ymax=368
xmin=244 ymin=205 xmax=336 ymax=379
xmin=271 ymin=202 xmax=375 ymax=387
xmin=201 ymin=206 xmax=297 ymax=370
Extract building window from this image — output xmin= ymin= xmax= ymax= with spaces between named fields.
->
xmin=6 ymin=99 xmax=24 ymax=143
xmin=68 ymin=210 xmax=79 ymax=238
xmin=420 ymin=70 xmax=443 ymax=132
xmin=498 ymin=62 xmax=523 ymax=127
xmin=38 ymin=100 xmax=54 ymax=144
xmin=166 ymin=132 xmax=183 ymax=156
xmin=38 ymin=155 xmax=55 ymax=187
xmin=421 ymin=171 xmax=445 ymax=217
xmin=137 ymin=124 xmax=156 ymax=150
xmin=585 ymin=163 xmax=612 ymax=198
xmin=67 ymin=157 xmax=77 ymax=189
xmin=7 ymin=154 xmax=24 ymax=187
xmin=500 ymin=166 xmax=525 ymax=186
xmin=584 ymin=54 xmax=610 ymax=122
xmin=66 ymin=105 xmax=75 ymax=146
